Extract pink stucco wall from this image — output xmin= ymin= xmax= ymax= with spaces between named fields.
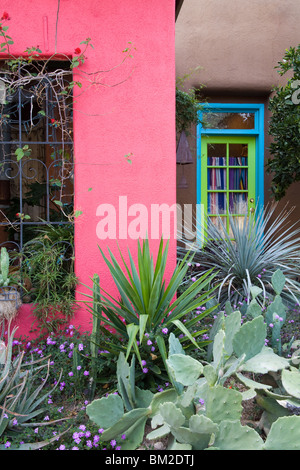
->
xmin=2 ymin=0 xmax=177 ymax=338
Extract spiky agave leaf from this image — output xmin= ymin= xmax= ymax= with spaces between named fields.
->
xmin=177 ymin=204 xmax=300 ymax=307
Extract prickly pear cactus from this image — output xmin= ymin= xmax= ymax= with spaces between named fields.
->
xmin=213 ymin=420 xmax=264 ymax=450
xmin=86 ymin=312 xmax=300 ymax=450
xmin=264 ymin=416 xmax=300 ymax=450
xmin=86 ymin=352 xmax=177 ymax=450
xmin=232 ymin=315 xmax=266 ymax=361
xmin=281 ymin=368 xmax=300 ymax=400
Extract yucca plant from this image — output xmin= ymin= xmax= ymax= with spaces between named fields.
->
xmin=177 ymin=204 xmax=300 ymax=308
xmin=84 ymin=237 xmax=217 ymax=375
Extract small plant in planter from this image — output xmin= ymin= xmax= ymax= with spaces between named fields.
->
xmin=0 ymin=247 xmax=21 ymax=322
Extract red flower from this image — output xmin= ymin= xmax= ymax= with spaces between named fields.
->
xmin=50 ymin=118 xmax=55 ymax=124
xmin=74 ymin=47 xmax=81 ymax=55
xmin=1 ymin=12 xmax=10 ymax=20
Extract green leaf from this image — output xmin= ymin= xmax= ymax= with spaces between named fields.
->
xmin=159 ymin=402 xmax=185 ymax=428
xmin=189 ymin=414 xmax=218 ymax=435
xmin=205 ymin=386 xmax=243 ymax=424
xmin=213 ymin=420 xmax=264 ymax=450
xmin=241 ymin=346 xmax=290 ymax=374
xmin=74 ymin=210 xmax=83 ymax=218
xmin=246 ymin=299 xmax=262 ymax=318
xmin=166 ymin=354 xmax=203 ymax=386
xmin=264 ymin=416 xmax=300 ymax=450
xmin=236 ymin=372 xmax=272 ymax=391
xmin=86 ymin=394 xmax=124 ymax=429
xmin=118 ymin=416 xmax=148 ymax=450
xmin=224 ymin=310 xmax=241 ymax=355
xmin=100 ymin=408 xmax=150 ymax=442
xmin=147 ymin=423 xmax=170 ymax=441
xmin=250 ymin=285 xmax=262 ymax=299
xmin=281 ymin=369 xmax=300 ymax=399
xmin=171 ymin=319 xmax=200 ymax=350
xmin=125 ymin=323 xmax=139 ymax=361
xmin=150 ymin=388 xmax=178 ymax=415
xmin=138 ymin=314 xmax=148 ymax=343
xmin=271 ymin=269 xmax=286 ymax=295
xmin=15 ymin=148 xmax=24 ymax=161
xmin=54 ymin=200 xmax=63 ymax=207
xmin=232 ymin=315 xmax=266 ymax=361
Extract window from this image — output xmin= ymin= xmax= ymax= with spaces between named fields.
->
xmin=197 ymin=103 xmax=264 ymax=237
xmin=0 ymin=60 xmax=75 ymax=308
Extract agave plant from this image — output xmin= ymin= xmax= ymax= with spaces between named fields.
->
xmin=177 ymin=204 xmax=300 ymax=307
xmin=84 ymin=237 xmax=217 ymax=373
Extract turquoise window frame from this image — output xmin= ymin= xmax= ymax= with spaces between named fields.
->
xmin=197 ymin=103 xmax=264 ymax=214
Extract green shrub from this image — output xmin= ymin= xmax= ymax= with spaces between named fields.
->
xmin=178 ymin=205 xmax=300 ymax=308
xmin=84 ymin=237 xmax=217 ymax=384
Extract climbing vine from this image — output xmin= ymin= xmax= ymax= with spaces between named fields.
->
xmin=175 ymin=67 xmax=205 ymax=137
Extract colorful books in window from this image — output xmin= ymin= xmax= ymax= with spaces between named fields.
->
xmin=208 ymin=156 xmax=226 ymax=166
xmin=208 ymin=192 xmax=226 ymax=214
xmin=228 ymin=157 xmax=247 ymax=166
xmin=208 ymin=157 xmax=247 ymax=166
xmin=207 ymin=154 xmax=248 ymax=214
xmin=229 ymin=168 xmax=248 ymax=190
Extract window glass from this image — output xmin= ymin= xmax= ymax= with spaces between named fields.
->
xmin=203 ymin=112 xmax=255 ymax=130
xmin=0 ymin=60 xmax=75 ymax=304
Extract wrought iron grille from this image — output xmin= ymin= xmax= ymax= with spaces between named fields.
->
xmin=0 ymin=60 xmax=75 ymax=307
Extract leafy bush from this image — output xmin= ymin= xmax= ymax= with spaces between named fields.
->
xmin=176 ymin=87 xmax=203 ymax=136
xmin=22 ymin=224 xmax=77 ymax=332
xmin=266 ymin=44 xmax=300 ymax=200
xmin=84 ymin=238 xmax=217 ymax=384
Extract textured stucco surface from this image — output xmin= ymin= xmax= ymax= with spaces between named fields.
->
xmin=3 ymin=0 xmax=176 ymax=337
xmin=176 ymin=0 xmax=300 ymax=93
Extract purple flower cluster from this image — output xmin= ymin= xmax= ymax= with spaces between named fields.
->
xmin=54 ymin=425 xmax=125 ymax=450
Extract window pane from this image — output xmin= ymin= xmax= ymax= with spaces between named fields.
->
xmin=208 ymin=193 xmax=226 ymax=214
xmin=208 ymin=168 xmax=226 ymax=190
xmin=229 ymin=168 xmax=248 ymax=190
xmin=203 ymin=112 xmax=255 ymax=130
xmin=207 ymin=143 xmax=226 ymax=165
xmin=229 ymin=143 xmax=248 ymax=166
xmin=0 ymin=60 xmax=75 ymax=304
xmin=229 ymin=193 xmax=248 ymax=214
